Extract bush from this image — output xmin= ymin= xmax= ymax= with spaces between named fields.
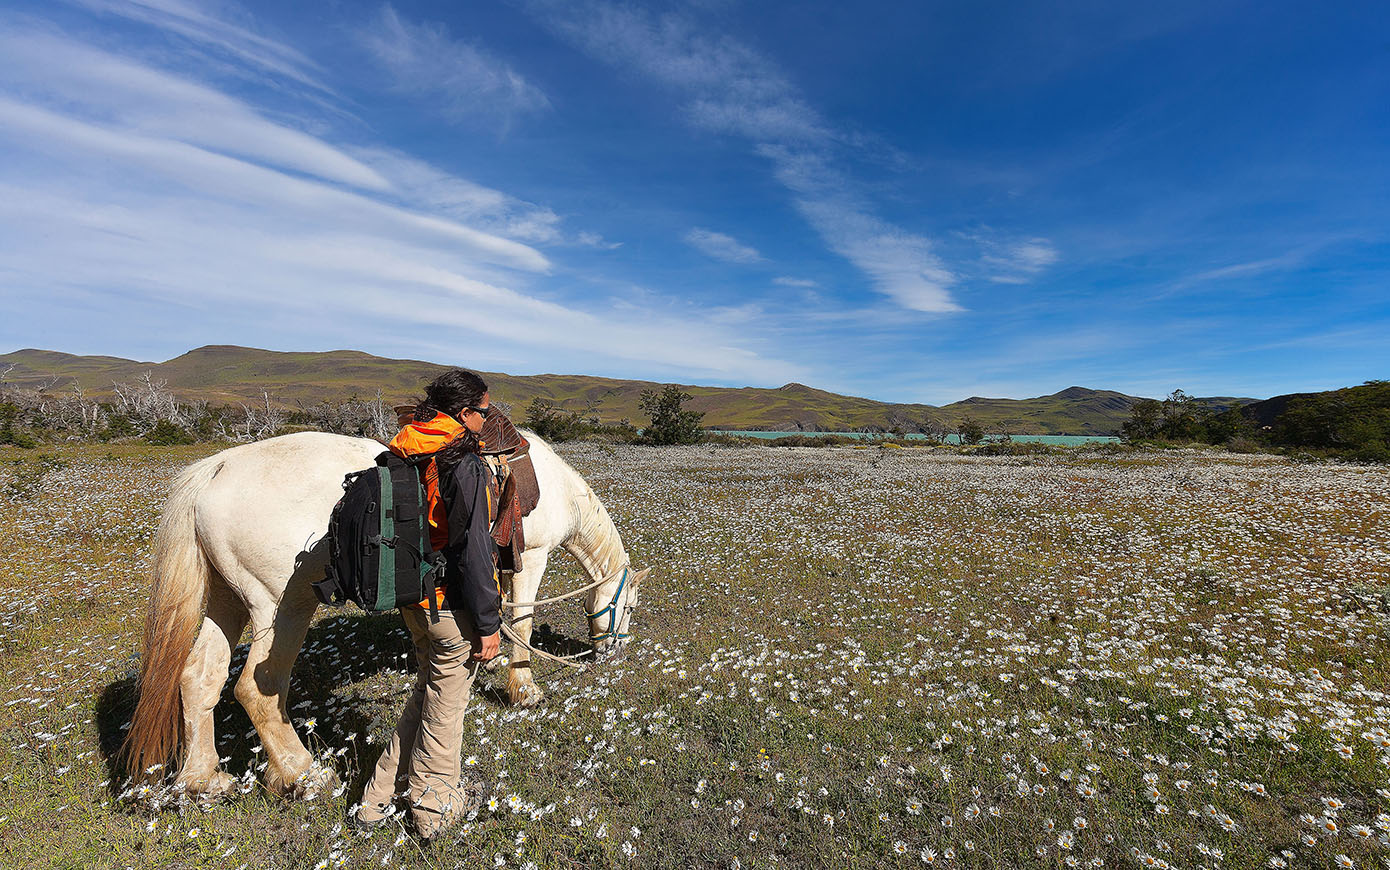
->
xmin=146 ymin=420 xmax=195 ymax=445
xmin=1224 ymin=435 xmax=1265 ymax=454
xmin=958 ymin=415 xmax=985 ymax=446
xmin=1350 ymin=439 xmax=1390 ymax=464
xmin=0 ymin=402 xmax=37 ymax=448
xmin=524 ymin=399 xmax=592 ymax=442
xmin=639 ymin=386 xmax=704 ymax=445
xmin=766 ymin=434 xmax=860 ymax=447
xmin=523 ymin=399 xmax=641 ymax=444
xmin=971 ymin=441 xmax=1059 ymax=456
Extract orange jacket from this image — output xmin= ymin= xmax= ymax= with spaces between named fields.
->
xmin=388 ymin=413 xmax=497 ymax=615
xmin=389 ymin=412 xmax=467 ymax=551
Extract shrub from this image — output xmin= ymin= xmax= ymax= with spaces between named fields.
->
xmin=639 ymin=385 xmax=704 ymax=445
xmin=146 ymin=420 xmax=195 ymax=445
xmin=1224 ymin=435 xmax=1266 ymax=454
xmin=1350 ymin=439 xmax=1390 ymax=464
xmin=766 ymin=434 xmax=860 ymax=448
xmin=523 ymin=399 xmax=641 ymax=444
xmin=3 ymin=454 xmax=67 ymax=500
xmin=958 ymin=415 xmax=985 ymax=446
xmin=971 ymin=441 xmax=1059 ymax=456
xmin=524 ymin=399 xmax=593 ymax=442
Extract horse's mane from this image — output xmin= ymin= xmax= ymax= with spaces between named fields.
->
xmin=522 ymin=431 xmax=627 ymax=573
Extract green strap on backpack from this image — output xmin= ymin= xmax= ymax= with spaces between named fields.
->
xmin=314 ymin=451 xmax=444 ymax=614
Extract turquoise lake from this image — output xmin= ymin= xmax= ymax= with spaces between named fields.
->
xmin=712 ymin=431 xmax=1121 ymax=446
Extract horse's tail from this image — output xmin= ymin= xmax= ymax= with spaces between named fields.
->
xmin=121 ymin=454 xmax=224 ymax=780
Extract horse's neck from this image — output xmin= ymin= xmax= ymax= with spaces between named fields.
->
xmin=564 ymin=480 xmax=627 ymax=582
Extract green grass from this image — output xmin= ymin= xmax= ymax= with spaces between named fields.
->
xmin=0 ymin=442 xmax=1387 ymax=868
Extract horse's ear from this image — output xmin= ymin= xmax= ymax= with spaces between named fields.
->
xmin=631 ymin=567 xmax=650 ymax=585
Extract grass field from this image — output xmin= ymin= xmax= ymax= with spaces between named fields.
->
xmin=1 ymin=442 xmax=1388 ymax=869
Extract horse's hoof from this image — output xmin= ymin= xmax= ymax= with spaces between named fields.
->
xmin=593 ymin=640 xmax=627 ymax=663
xmin=268 ymin=761 xmax=339 ymax=800
xmin=177 ymin=769 xmax=238 ymax=803
xmin=507 ymin=679 xmax=544 ymax=708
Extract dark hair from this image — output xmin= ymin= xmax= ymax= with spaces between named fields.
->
xmin=413 ymin=369 xmax=488 ymax=466
xmin=414 ymin=369 xmax=488 ymax=421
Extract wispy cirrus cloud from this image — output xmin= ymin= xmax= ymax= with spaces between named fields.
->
xmin=0 ymin=28 xmax=388 ymax=191
xmin=974 ymin=234 xmax=1060 ymax=285
xmin=65 ymin=0 xmax=330 ymax=92
xmin=523 ymin=0 xmax=965 ymax=313
xmin=684 ymin=228 xmax=763 ymax=264
xmin=529 ymin=0 xmax=826 ymax=143
xmin=0 ymin=18 xmax=801 ymax=382
xmin=762 ymin=145 xmax=959 ymax=313
xmin=357 ymin=5 xmax=550 ymax=128
xmin=773 ymin=276 xmax=817 ymax=288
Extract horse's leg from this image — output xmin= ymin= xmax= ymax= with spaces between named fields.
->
xmin=506 ymin=551 xmax=549 ymax=707
xmin=174 ymin=580 xmax=248 ymax=798
xmin=233 ymin=579 xmax=333 ymax=798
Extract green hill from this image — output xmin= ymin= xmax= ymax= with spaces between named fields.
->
xmin=0 ymin=345 xmax=1251 ymax=435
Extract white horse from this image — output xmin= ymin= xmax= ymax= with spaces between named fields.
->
xmin=122 ymin=431 xmax=645 ymax=799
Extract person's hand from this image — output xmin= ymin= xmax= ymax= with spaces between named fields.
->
xmin=472 ymin=630 xmax=500 ymax=661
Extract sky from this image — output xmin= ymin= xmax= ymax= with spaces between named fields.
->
xmin=0 ymin=0 xmax=1385 ymax=404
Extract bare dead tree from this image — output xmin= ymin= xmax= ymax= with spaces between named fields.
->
xmin=367 ymin=389 xmax=392 ymax=440
xmin=231 ymin=391 xmax=284 ymax=441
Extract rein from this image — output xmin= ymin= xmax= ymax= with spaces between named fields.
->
xmin=496 ymin=561 xmax=632 ymax=671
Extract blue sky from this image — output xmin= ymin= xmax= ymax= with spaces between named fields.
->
xmin=0 ymin=0 xmax=1385 ymax=403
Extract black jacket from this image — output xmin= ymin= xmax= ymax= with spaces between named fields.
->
xmin=437 ymin=452 xmax=501 ymax=635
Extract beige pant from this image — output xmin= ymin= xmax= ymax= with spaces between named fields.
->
xmin=360 ymin=605 xmax=481 ymax=836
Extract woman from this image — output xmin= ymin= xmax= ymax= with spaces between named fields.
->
xmin=354 ymin=369 xmax=501 ymax=839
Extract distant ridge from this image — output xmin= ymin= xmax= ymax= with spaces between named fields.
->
xmin=0 ymin=345 xmax=1256 ymax=435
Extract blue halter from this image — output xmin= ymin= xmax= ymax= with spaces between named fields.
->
xmin=585 ymin=566 xmax=630 ymax=644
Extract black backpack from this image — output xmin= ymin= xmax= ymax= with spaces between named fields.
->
xmin=314 ymin=451 xmax=445 ymax=613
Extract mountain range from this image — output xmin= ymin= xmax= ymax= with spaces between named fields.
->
xmin=0 ymin=346 xmax=1257 ymax=435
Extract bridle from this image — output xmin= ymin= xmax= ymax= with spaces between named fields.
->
xmin=496 ymin=560 xmax=634 ymax=670
xmin=584 ymin=564 xmax=632 ymax=645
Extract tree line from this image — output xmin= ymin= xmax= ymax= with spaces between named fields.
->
xmin=523 ymin=385 xmax=705 ymax=445
xmin=0 ymin=369 xmax=710 ymax=448
xmin=1121 ymin=382 xmax=1390 ymax=462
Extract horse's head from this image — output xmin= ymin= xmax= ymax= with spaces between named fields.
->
xmin=587 ymin=566 xmax=648 ymax=661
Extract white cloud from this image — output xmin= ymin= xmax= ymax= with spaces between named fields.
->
xmin=358 ymin=5 xmax=550 ymax=127
xmin=528 ymin=0 xmax=826 ymax=142
xmin=576 ymin=231 xmax=623 ymax=250
xmin=65 ymin=0 xmax=329 ymax=92
xmin=975 ymin=235 xmax=1059 ymax=284
xmin=0 ymin=23 xmax=803 ymax=384
xmin=0 ymin=29 xmax=389 ymax=191
xmin=773 ymin=276 xmax=817 ymax=287
xmin=525 ymin=0 xmax=963 ymax=313
xmin=684 ymin=228 xmax=763 ymax=264
xmin=1185 ymin=251 xmax=1303 ymax=283
xmin=763 ymin=145 xmax=960 ymax=313
xmin=0 ymin=96 xmax=549 ymax=272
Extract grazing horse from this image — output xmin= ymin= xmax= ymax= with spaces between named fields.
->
xmin=121 ymin=431 xmax=645 ymax=799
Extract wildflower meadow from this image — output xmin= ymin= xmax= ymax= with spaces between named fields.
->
xmin=1 ymin=441 xmax=1388 ymax=869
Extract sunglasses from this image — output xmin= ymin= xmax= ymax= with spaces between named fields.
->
xmin=465 ymin=404 xmax=492 ymax=419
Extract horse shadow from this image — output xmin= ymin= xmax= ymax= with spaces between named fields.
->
xmin=94 ymin=607 xmax=526 ymax=800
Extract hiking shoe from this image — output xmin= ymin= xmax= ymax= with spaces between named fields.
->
xmin=348 ymin=803 xmax=393 ymax=833
xmin=458 ymin=774 xmax=488 ymax=817
xmin=410 ymin=778 xmax=489 ymax=842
